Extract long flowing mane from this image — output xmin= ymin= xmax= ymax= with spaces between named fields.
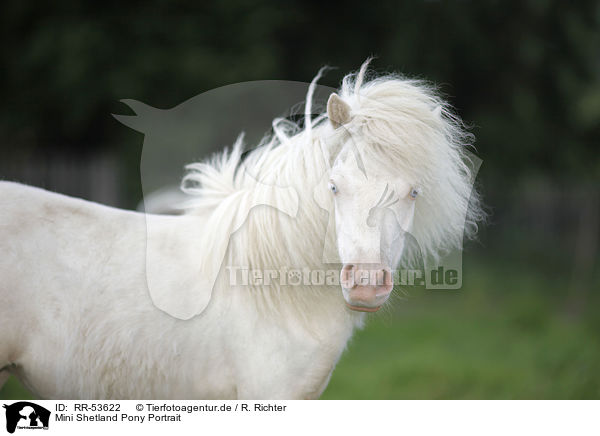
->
xmin=180 ymin=62 xmax=484 ymax=295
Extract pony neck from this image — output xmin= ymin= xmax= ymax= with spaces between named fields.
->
xmin=220 ymin=129 xmax=363 ymax=325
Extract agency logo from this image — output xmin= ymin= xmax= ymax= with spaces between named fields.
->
xmin=2 ymin=402 xmax=50 ymax=434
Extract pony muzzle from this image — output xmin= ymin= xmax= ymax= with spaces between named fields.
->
xmin=340 ymin=263 xmax=393 ymax=312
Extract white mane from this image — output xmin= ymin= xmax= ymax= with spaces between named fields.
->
xmin=335 ymin=65 xmax=485 ymax=264
xmin=181 ymin=61 xmax=484 ymax=290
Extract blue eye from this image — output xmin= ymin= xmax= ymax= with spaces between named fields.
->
xmin=329 ymin=182 xmax=338 ymax=194
xmin=409 ymin=188 xmax=418 ymax=199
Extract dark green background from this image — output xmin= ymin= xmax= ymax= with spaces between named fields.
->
xmin=1 ymin=0 xmax=599 ymax=399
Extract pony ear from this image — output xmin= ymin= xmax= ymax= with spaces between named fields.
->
xmin=327 ymin=93 xmax=352 ymax=128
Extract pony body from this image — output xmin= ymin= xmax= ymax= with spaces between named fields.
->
xmin=0 ymin=65 xmax=482 ymax=399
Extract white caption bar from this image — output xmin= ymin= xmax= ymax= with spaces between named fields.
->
xmin=1 ymin=400 xmax=598 ymax=436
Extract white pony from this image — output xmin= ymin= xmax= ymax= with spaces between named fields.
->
xmin=0 ymin=62 xmax=483 ymax=399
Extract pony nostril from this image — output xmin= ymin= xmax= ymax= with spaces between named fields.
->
xmin=340 ymin=264 xmax=356 ymax=289
xmin=381 ymin=268 xmax=393 ymax=287
xmin=342 ymin=264 xmax=355 ymax=274
xmin=375 ymin=270 xmax=394 ymax=297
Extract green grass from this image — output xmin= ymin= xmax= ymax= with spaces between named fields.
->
xmin=1 ymin=376 xmax=31 ymax=400
xmin=322 ymin=256 xmax=600 ymax=399
xmin=2 ymin=254 xmax=599 ymax=400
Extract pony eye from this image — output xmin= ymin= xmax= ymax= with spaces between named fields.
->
xmin=328 ymin=182 xmax=338 ymax=195
xmin=409 ymin=188 xmax=419 ymax=199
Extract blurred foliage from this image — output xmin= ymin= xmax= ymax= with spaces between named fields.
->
xmin=1 ymin=0 xmax=599 ymax=199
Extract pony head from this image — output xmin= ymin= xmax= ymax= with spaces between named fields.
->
xmin=324 ymin=62 xmax=483 ymax=312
